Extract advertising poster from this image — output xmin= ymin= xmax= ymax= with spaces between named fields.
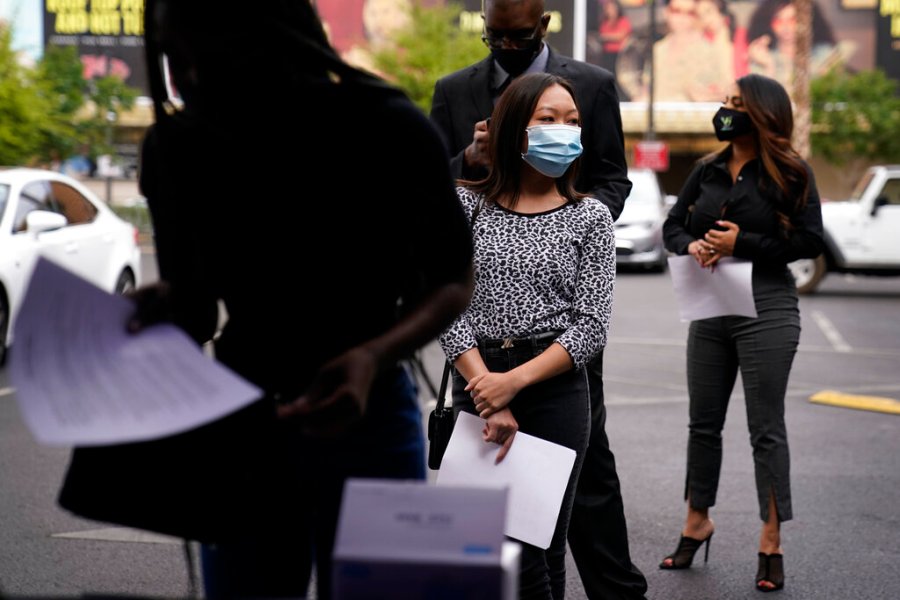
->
xmin=583 ymin=0 xmax=877 ymax=102
xmin=2 ymin=0 xmax=886 ymax=104
xmin=313 ymin=0 xmax=886 ymax=104
xmin=314 ymin=0 xmax=575 ymax=70
xmin=43 ymin=0 xmax=147 ymax=95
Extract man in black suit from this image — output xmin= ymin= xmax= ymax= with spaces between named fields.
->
xmin=430 ymin=1 xmax=648 ymax=598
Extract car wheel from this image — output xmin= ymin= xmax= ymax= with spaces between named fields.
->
xmin=115 ymin=269 xmax=136 ymax=295
xmin=788 ymin=255 xmax=827 ymax=294
xmin=0 ymin=292 xmax=8 ymax=367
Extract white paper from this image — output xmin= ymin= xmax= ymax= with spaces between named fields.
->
xmin=667 ymin=255 xmax=757 ymax=322
xmin=9 ymin=257 xmax=262 ymax=447
xmin=435 ymin=411 xmax=577 ymax=549
xmin=334 ymin=478 xmax=508 ymax=564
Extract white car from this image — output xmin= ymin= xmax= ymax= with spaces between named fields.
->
xmin=615 ymin=168 xmax=671 ymax=272
xmin=789 ymin=165 xmax=900 ymax=293
xmin=0 ymin=168 xmax=142 ymax=365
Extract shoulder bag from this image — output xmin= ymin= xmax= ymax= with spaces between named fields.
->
xmin=426 ymin=361 xmax=453 ymax=470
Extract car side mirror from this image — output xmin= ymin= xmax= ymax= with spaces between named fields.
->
xmin=870 ymin=196 xmax=889 ymax=217
xmin=25 ymin=210 xmax=68 ymax=235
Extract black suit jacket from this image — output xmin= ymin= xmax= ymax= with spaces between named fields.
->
xmin=430 ymin=47 xmax=632 ymax=221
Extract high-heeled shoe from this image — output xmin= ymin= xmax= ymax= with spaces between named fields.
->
xmin=756 ymin=552 xmax=785 ymax=592
xmin=659 ymin=532 xmax=714 ymax=569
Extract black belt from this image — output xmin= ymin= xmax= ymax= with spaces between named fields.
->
xmin=478 ymin=330 xmax=563 ymax=351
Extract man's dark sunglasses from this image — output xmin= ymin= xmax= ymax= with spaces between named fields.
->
xmin=481 ymin=20 xmax=544 ymax=50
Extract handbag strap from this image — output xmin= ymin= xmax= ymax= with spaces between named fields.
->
xmin=435 ymin=361 xmax=452 ymax=411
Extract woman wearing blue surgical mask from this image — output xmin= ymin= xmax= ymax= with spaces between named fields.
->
xmin=438 ymin=72 xmax=616 ymax=600
xmin=660 ymin=74 xmax=824 ymax=593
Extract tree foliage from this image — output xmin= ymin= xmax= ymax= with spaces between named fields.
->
xmin=0 ymin=24 xmax=54 ymax=165
xmin=811 ymin=69 xmax=900 ymax=165
xmin=369 ymin=1 xmax=487 ymax=114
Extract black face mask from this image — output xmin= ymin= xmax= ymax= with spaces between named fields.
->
xmin=490 ymin=38 xmax=542 ymax=77
xmin=712 ymin=107 xmax=754 ymax=141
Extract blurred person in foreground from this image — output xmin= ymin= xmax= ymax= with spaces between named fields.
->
xmin=438 ymin=72 xmax=615 ymax=600
xmin=430 ymin=2 xmax=648 ymax=598
xmin=660 ymin=73 xmax=824 ymax=593
xmin=131 ymin=0 xmax=474 ymax=597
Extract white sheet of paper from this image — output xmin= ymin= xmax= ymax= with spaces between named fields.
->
xmin=334 ymin=478 xmax=508 ymax=564
xmin=667 ymin=255 xmax=757 ymax=322
xmin=435 ymin=411 xmax=576 ymax=549
xmin=9 ymin=257 xmax=262 ymax=447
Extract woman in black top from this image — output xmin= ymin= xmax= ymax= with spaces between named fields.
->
xmin=131 ymin=1 xmax=474 ymax=597
xmin=659 ymin=73 xmax=824 ymax=593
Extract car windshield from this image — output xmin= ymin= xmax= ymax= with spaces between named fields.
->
xmin=626 ymin=173 xmax=659 ymax=205
xmin=849 ymin=171 xmax=875 ymax=202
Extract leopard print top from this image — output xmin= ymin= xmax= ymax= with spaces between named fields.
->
xmin=439 ymin=186 xmax=616 ymax=368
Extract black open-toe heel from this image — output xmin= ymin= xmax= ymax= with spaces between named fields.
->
xmin=756 ymin=552 xmax=785 ymax=592
xmin=659 ymin=532 xmax=714 ymax=569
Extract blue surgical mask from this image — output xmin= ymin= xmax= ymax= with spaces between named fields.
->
xmin=522 ymin=124 xmax=583 ymax=178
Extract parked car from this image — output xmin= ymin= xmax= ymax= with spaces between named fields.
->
xmin=615 ymin=168 xmax=671 ymax=272
xmin=789 ymin=164 xmax=900 ymax=293
xmin=0 ymin=168 xmax=142 ymax=365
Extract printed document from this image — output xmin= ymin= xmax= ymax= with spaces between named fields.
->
xmin=667 ymin=255 xmax=756 ymax=321
xmin=435 ymin=411 xmax=576 ymax=549
xmin=9 ymin=257 xmax=262 ymax=447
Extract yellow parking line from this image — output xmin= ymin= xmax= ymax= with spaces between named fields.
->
xmin=809 ymin=390 xmax=900 ymax=415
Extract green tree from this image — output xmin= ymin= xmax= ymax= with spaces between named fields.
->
xmin=38 ymin=45 xmax=86 ymax=115
xmin=811 ymin=69 xmax=900 ymax=165
xmin=34 ymin=45 xmax=85 ymax=162
xmin=79 ymin=72 xmax=140 ymax=160
xmin=369 ymin=1 xmax=487 ymax=114
xmin=0 ymin=23 xmax=54 ymax=165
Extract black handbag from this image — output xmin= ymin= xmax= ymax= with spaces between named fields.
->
xmin=426 ymin=361 xmax=454 ymax=470
xmin=56 ymin=398 xmax=306 ymax=543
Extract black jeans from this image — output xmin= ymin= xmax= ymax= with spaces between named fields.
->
xmin=452 ymin=339 xmax=590 ymax=600
xmin=685 ymin=303 xmax=800 ymax=522
xmin=567 ymin=350 xmax=649 ymax=600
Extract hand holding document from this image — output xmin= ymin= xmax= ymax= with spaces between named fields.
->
xmin=667 ymin=255 xmax=757 ymax=322
xmin=435 ymin=411 xmax=576 ymax=549
xmin=9 ymin=257 xmax=262 ymax=447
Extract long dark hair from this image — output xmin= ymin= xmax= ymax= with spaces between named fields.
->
xmin=462 ymin=72 xmax=586 ymax=209
xmin=739 ymin=73 xmax=810 ymax=229
xmin=145 ymin=0 xmax=400 ymax=122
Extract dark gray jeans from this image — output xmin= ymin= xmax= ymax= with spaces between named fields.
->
xmin=453 ymin=341 xmax=591 ymax=600
xmin=685 ymin=301 xmax=800 ymax=522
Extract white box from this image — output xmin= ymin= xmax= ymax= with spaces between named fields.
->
xmin=333 ymin=479 xmax=520 ymax=600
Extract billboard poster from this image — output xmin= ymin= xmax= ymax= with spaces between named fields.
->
xmin=314 ymin=0 xmax=884 ymax=104
xmin=314 ymin=0 xmax=575 ymax=71
xmin=31 ymin=0 xmax=890 ymax=109
xmin=43 ymin=0 xmax=147 ymax=96
xmin=584 ymin=0 xmax=878 ymax=102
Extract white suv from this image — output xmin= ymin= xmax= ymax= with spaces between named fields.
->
xmin=789 ymin=165 xmax=900 ymax=293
